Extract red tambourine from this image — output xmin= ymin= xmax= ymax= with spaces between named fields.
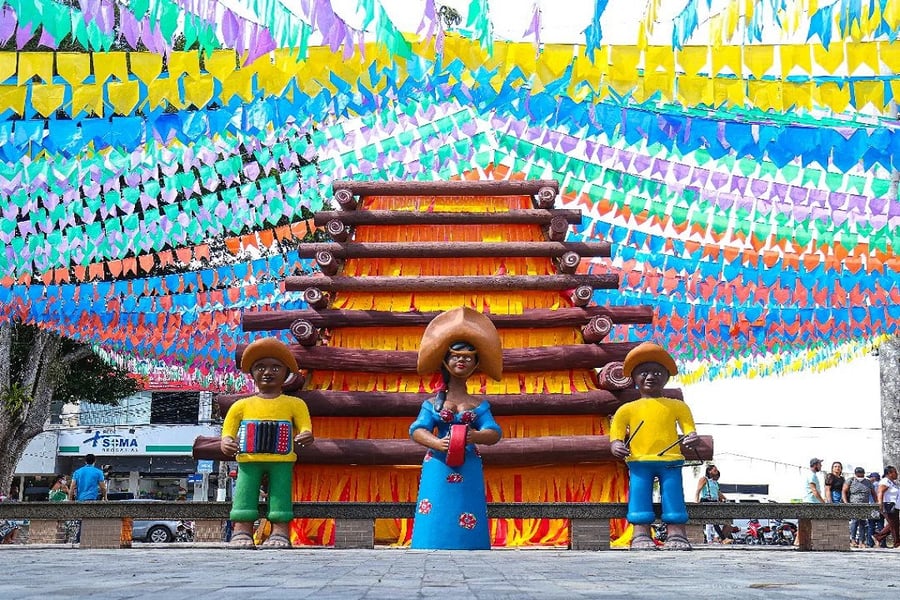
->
xmin=446 ymin=424 xmax=467 ymax=467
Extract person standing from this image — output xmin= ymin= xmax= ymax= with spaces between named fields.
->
xmin=824 ymin=461 xmax=845 ymax=503
xmin=68 ymin=454 xmax=107 ymax=544
xmin=843 ymin=467 xmax=875 ymax=548
xmin=695 ymin=465 xmax=732 ymax=544
xmin=868 ymin=472 xmax=885 ymax=547
xmin=69 ymin=454 xmax=106 ymax=501
xmin=804 ymin=458 xmax=825 ymax=503
xmin=873 ymin=466 xmax=899 ymax=548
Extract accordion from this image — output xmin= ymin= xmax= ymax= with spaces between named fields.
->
xmin=237 ymin=420 xmax=293 ymax=455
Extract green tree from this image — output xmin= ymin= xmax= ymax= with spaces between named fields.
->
xmin=0 ymin=322 xmax=140 ymax=494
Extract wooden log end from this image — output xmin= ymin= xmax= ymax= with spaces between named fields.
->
xmin=571 ymin=285 xmax=593 ymax=307
xmin=596 ymin=361 xmax=632 ymax=391
xmin=535 ymin=186 xmax=557 ymax=209
xmin=556 ymin=251 xmax=581 ymax=274
xmin=582 ymin=314 xmax=613 ymax=343
xmin=326 ymin=219 xmax=349 ymax=242
xmin=334 ymin=189 xmax=357 ymax=210
xmin=289 ymin=319 xmax=319 ymax=346
xmin=303 ymin=287 xmax=330 ymax=310
xmin=315 ymin=250 xmax=342 ymax=276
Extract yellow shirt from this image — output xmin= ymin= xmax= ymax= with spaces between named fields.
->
xmin=609 ymin=397 xmax=696 ymax=462
xmin=222 ymin=394 xmax=312 ymax=463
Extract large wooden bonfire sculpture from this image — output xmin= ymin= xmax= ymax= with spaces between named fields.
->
xmin=233 ymin=178 xmax=711 ymax=547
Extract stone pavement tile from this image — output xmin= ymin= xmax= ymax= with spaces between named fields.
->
xmin=2 ymin=547 xmax=900 ymax=599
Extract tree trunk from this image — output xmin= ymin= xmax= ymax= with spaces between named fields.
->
xmin=881 ymin=335 xmax=900 ymax=469
xmin=0 ymin=326 xmax=85 ymax=496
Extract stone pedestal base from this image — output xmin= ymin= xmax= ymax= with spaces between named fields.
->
xmin=334 ymin=519 xmax=374 ymax=549
xmin=799 ymin=519 xmax=849 ymax=551
xmin=79 ymin=518 xmax=130 ymax=549
xmin=569 ymin=519 xmax=610 ymax=551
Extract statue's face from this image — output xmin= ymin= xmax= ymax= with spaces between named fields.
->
xmin=632 ymin=361 xmax=669 ymax=396
xmin=444 ymin=350 xmax=478 ymax=379
xmin=251 ymin=358 xmax=290 ymax=393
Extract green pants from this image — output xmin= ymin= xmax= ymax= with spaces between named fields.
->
xmin=230 ymin=461 xmax=295 ymax=523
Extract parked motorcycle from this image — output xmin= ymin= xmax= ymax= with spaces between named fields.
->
xmin=746 ymin=519 xmax=774 ymax=545
xmin=175 ymin=520 xmax=194 ymax=543
xmin=771 ymin=519 xmax=797 ymax=545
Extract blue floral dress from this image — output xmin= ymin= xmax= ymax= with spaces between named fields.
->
xmin=409 ymin=393 xmax=502 ymax=549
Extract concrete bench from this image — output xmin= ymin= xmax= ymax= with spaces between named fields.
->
xmin=0 ymin=501 xmax=876 ymax=551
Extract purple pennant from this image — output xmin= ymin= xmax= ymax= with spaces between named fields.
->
xmin=750 ymin=178 xmax=768 ymax=196
xmin=558 ymin=133 xmax=577 ymax=154
xmin=97 ymin=0 xmax=116 ymax=34
xmin=16 ymin=21 xmax=34 ymax=49
xmin=37 ymin=28 xmax=57 ymax=49
xmin=714 ymin=192 xmax=734 ymax=211
xmin=615 ymin=149 xmax=632 ymax=170
xmin=805 ymin=189 xmax=826 ymax=207
xmin=689 ymin=167 xmax=709 ymax=186
xmin=671 ymin=162 xmax=691 ymax=182
xmin=0 ymin=7 xmax=16 ymax=46
xmin=791 ymin=204 xmax=811 ymax=221
xmin=82 ymin=0 xmax=100 ymax=26
xmin=788 ymin=185 xmax=807 ymax=203
xmin=847 ymin=194 xmax=867 ymax=214
xmin=220 ymin=10 xmax=239 ymax=47
xmin=631 ymin=154 xmax=651 ymax=173
xmin=244 ymin=24 xmax=277 ymax=65
xmin=120 ymin=9 xmax=141 ymax=49
xmin=769 ymin=182 xmax=788 ymax=201
xmin=734 ymin=195 xmax=753 ymax=213
xmin=831 ymin=208 xmax=848 ymax=227
xmin=709 ymin=171 xmax=728 ymax=189
xmin=756 ymin=198 xmax=772 ymax=216
xmin=729 ymin=175 xmax=748 ymax=196
xmin=124 ymin=171 xmax=142 ymax=187
xmin=827 ymin=192 xmax=847 ymax=209
xmin=868 ymin=196 xmax=886 ymax=214
xmin=650 ymin=158 xmax=669 ymax=178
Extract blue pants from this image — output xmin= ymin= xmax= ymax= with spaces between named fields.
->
xmin=626 ymin=460 xmax=688 ymax=525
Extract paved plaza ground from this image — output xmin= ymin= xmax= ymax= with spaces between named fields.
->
xmin=0 ymin=546 xmax=896 ymax=599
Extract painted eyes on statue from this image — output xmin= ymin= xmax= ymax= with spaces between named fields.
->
xmin=634 ymin=369 xmax=666 ymax=378
xmin=252 ymin=364 xmax=286 ymax=373
xmin=447 ymin=354 xmax=475 ymax=363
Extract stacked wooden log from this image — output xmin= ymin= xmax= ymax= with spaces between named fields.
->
xmin=212 ymin=179 xmax=712 ymax=466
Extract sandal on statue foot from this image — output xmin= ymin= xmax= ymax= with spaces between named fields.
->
xmin=260 ymin=533 xmax=292 ymax=549
xmin=630 ymin=534 xmax=658 ymax=550
xmin=227 ymin=532 xmax=256 ymax=550
xmin=663 ymin=534 xmax=693 ymax=551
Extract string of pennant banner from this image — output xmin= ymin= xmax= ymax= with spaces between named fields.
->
xmin=0 ymin=0 xmax=898 ymax=388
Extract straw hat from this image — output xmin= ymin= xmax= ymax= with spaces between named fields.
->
xmin=417 ymin=307 xmax=502 ymax=381
xmin=240 ymin=337 xmax=300 ymax=374
xmin=622 ymin=342 xmax=678 ymax=377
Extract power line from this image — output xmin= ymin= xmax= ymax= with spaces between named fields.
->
xmin=695 ymin=422 xmax=881 ymax=432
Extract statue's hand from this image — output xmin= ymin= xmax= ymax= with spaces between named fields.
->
xmin=610 ymin=440 xmax=630 ymax=459
xmin=294 ymin=431 xmax=314 ymax=448
xmin=221 ymin=437 xmax=239 ymax=457
xmin=681 ymin=432 xmax=700 ymax=448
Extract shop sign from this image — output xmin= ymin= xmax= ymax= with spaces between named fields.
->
xmin=58 ymin=425 xmax=219 ymax=456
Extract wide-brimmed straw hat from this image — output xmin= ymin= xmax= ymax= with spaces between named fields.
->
xmin=622 ymin=342 xmax=678 ymax=377
xmin=417 ymin=307 xmax=502 ymax=381
xmin=240 ymin=337 xmax=300 ymax=374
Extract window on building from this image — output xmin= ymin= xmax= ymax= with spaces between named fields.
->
xmin=150 ymin=392 xmax=200 ymax=425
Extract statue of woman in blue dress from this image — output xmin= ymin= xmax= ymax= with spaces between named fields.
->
xmin=410 ymin=307 xmax=504 ymax=549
